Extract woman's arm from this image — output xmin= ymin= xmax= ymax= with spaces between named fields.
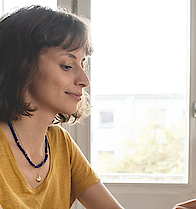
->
xmin=173 ymin=206 xmax=189 ymax=209
xmin=173 ymin=198 xmax=196 ymax=209
xmin=77 ymin=181 xmax=124 ymax=209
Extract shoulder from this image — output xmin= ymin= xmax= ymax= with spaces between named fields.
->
xmin=47 ymin=124 xmax=76 ymax=148
xmin=47 ymin=124 xmax=85 ymax=164
xmin=47 ymin=124 xmax=70 ymax=139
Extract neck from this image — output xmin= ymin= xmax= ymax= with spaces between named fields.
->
xmin=10 ymin=111 xmax=55 ymax=154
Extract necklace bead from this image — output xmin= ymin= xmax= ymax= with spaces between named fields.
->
xmin=7 ymin=121 xmax=49 ymax=169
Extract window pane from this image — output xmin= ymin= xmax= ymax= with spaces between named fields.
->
xmin=91 ymin=0 xmax=189 ymax=183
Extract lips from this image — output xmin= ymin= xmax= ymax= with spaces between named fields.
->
xmin=65 ymin=92 xmax=82 ymax=101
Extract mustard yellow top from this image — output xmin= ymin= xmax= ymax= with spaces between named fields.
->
xmin=0 ymin=124 xmax=100 ymax=209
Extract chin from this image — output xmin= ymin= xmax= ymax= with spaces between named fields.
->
xmin=57 ymin=103 xmax=80 ymax=117
xmin=63 ymin=107 xmax=78 ymax=116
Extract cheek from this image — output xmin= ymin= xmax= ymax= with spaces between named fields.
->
xmin=27 ymin=74 xmax=50 ymax=98
xmin=28 ymin=66 xmax=74 ymax=100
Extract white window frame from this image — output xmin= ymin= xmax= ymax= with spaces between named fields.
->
xmin=62 ymin=0 xmax=196 ymax=208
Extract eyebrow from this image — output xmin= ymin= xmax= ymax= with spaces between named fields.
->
xmin=62 ymin=52 xmax=77 ymax=59
xmin=61 ymin=52 xmax=86 ymax=62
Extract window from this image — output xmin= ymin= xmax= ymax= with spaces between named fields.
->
xmin=91 ymin=0 xmax=189 ymax=184
xmin=99 ymin=111 xmax=114 ymax=129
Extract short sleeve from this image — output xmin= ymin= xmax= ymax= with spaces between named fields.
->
xmin=65 ymin=132 xmax=100 ymax=206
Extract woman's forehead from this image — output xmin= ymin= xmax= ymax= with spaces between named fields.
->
xmin=40 ymin=47 xmax=86 ymax=60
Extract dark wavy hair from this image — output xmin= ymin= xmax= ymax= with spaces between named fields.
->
xmin=0 ymin=5 xmax=93 ymax=123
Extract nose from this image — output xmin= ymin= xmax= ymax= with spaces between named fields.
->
xmin=76 ymin=67 xmax=90 ymax=88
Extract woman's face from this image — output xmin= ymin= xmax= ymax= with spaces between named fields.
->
xmin=26 ymin=46 xmax=90 ymax=116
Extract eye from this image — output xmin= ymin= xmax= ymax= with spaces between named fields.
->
xmin=60 ymin=65 xmax=73 ymax=71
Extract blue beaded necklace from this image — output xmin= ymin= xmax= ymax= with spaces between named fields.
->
xmin=7 ymin=121 xmax=49 ymax=169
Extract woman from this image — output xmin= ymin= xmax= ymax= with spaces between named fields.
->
xmin=0 ymin=5 xmax=124 ymax=209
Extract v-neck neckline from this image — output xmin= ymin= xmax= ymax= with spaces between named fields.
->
xmin=0 ymin=127 xmax=53 ymax=192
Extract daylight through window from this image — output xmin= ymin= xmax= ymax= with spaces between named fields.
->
xmin=91 ymin=0 xmax=189 ymax=183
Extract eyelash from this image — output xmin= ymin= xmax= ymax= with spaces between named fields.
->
xmin=61 ymin=65 xmax=73 ymax=71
